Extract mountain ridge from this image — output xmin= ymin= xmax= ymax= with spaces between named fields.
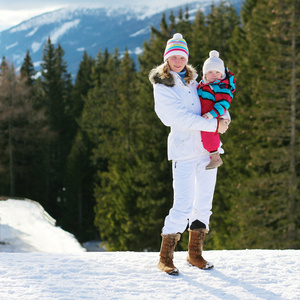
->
xmin=0 ymin=1 xmax=242 ymax=77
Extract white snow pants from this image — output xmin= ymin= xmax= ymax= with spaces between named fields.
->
xmin=162 ymin=155 xmax=217 ymax=235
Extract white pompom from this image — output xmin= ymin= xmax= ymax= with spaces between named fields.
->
xmin=209 ymin=50 xmax=219 ymax=58
xmin=173 ymin=33 xmax=183 ymax=40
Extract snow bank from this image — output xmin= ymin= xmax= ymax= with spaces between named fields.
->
xmin=0 ymin=250 xmax=299 ymax=299
xmin=0 ymin=199 xmax=85 ymax=253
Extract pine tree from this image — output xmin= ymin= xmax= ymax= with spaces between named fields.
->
xmin=176 ymin=6 xmax=192 ymax=42
xmin=71 ymin=51 xmax=94 ymax=121
xmin=37 ymin=38 xmax=73 ymax=218
xmin=205 ymin=0 xmax=240 ymax=61
xmin=0 ymin=62 xmax=18 ymax=195
xmin=20 ymin=50 xmax=36 ymax=87
xmin=221 ymin=0 xmax=300 ymax=249
xmin=0 ymin=62 xmax=46 ymax=198
xmin=189 ymin=9 xmax=209 ymax=69
xmin=93 ymin=50 xmax=140 ymax=250
xmin=17 ymin=50 xmax=48 ymax=201
xmin=63 ymin=51 xmax=96 ymax=241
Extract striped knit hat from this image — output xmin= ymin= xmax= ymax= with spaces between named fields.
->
xmin=164 ymin=33 xmax=189 ymax=62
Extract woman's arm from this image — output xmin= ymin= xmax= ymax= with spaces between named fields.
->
xmin=154 ymin=84 xmax=218 ymax=132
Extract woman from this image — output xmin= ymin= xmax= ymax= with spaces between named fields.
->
xmin=149 ymin=33 xmax=229 ymax=276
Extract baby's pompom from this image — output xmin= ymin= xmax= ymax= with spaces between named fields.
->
xmin=209 ymin=50 xmax=219 ymax=58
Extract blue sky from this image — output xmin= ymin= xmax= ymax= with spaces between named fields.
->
xmin=0 ymin=0 xmax=200 ymax=31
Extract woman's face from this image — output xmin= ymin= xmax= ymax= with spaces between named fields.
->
xmin=168 ymin=55 xmax=187 ymax=73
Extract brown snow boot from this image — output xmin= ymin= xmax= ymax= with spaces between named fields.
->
xmin=187 ymin=228 xmax=213 ymax=269
xmin=158 ymin=233 xmax=181 ymax=276
xmin=205 ymin=151 xmax=223 ymax=170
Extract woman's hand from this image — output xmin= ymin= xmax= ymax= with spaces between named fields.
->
xmin=218 ymin=119 xmax=229 ymax=134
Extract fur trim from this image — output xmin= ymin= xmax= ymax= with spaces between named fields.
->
xmin=149 ymin=67 xmax=175 ymax=87
xmin=149 ymin=63 xmax=197 ymax=87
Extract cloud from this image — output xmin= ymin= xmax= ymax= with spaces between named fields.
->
xmin=0 ymin=0 xmax=194 ymax=10
xmin=1 ymin=0 xmax=133 ymax=10
xmin=0 ymin=7 xmax=63 ymax=30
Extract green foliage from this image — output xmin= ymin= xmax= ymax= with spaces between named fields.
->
xmin=0 ymin=60 xmax=47 ymax=199
xmin=63 ymin=51 xmax=97 ymax=242
xmin=89 ymin=48 xmax=173 ymax=250
xmin=34 ymin=38 xmax=75 ymax=219
xmin=20 ymin=50 xmax=36 ymax=87
xmin=213 ymin=0 xmax=300 ymax=249
xmin=0 ymin=1 xmax=298 ymax=250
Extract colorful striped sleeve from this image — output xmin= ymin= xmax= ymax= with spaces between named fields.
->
xmin=210 ymin=81 xmax=235 ymax=118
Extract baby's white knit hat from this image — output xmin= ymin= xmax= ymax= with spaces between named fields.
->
xmin=202 ymin=50 xmax=225 ymax=77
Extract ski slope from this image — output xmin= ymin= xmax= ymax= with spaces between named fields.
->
xmin=0 ymin=199 xmax=299 ymax=299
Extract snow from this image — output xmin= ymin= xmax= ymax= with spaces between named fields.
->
xmin=0 ymin=199 xmax=84 ymax=253
xmin=30 ymin=19 xmax=81 ymax=51
xmin=0 ymin=199 xmax=299 ymax=299
xmin=105 ymin=5 xmax=164 ymax=20
xmin=6 ymin=42 xmax=18 ymax=50
xmin=31 ymin=41 xmax=44 ymax=53
xmin=26 ymin=27 xmax=39 ymax=37
xmin=7 ymin=2 xmax=204 ymax=35
xmin=134 ymin=47 xmax=143 ymax=55
xmin=76 ymin=47 xmax=85 ymax=52
xmin=126 ymin=47 xmax=144 ymax=56
xmin=9 ymin=8 xmax=78 ymax=33
xmin=130 ymin=27 xmax=151 ymax=38
xmin=0 ymin=250 xmax=299 ymax=299
xmin=50 ymin=19 xmax=80 ymax=44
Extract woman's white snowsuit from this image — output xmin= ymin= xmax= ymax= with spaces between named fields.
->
xmin=151 ymin=68 xmax=220 ymax=234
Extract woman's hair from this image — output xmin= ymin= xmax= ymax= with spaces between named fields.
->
xmin=156 ymin=61 xmax=196 ymax=85
xmin=159 ymin=61 xmax=171 ymax=80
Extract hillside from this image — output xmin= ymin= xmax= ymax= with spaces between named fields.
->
xmin=0 ymin=0 xmax=243 ymax=77
xmin=0 ymin=199 xmax=299 ymax=299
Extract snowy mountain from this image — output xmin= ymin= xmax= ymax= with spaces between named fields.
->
xmin=0 ymin=1 xmax=243 ymax=78
xmin=0 ymin=198 xmax=299 ymax=299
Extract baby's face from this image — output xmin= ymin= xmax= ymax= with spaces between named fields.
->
xmin=205 ymin=70 xmax=222 ymax=83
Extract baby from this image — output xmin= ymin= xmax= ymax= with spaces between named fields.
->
xmin=198 ymin=50 xmax=236 ymax=169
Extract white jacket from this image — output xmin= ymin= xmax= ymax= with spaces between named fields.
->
xmin=151 ymin=69 xmax=218 ymax=161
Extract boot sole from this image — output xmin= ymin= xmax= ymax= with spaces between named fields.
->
xmin=168 ymin=270 xmax=179 ymax=276
xmin=188 ymin=262 xmax=214 ymax=270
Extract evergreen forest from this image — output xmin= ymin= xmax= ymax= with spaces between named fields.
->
xmin=0 ymin=0 xmax=299 ymax=251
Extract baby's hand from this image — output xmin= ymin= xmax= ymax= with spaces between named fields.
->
xmin=203 ymin=112 xmax=213 ymax=120
xmin=219 ymin=117 xmax=231 ymax=124
xmin=218 ymin=119 xmax=229 ymax=134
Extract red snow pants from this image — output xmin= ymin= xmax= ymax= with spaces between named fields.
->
xmin=201 ymin=130 xmax=220 ymax=152
xmin=201 ymin=98 xmax=220 ymax=152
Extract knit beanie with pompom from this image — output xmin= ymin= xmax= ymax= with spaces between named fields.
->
xmin=164 ymin=33 xmax=189 ymax=62
xmin=202 ymin=50 xmax=225 ymax=78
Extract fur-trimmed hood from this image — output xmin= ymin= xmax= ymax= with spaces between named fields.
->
xmin=149 ymin=64 xmax=197 ymax=87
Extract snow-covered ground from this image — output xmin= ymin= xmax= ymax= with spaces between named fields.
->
xmin=0 ymin=199 xmax=299 ymax=299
